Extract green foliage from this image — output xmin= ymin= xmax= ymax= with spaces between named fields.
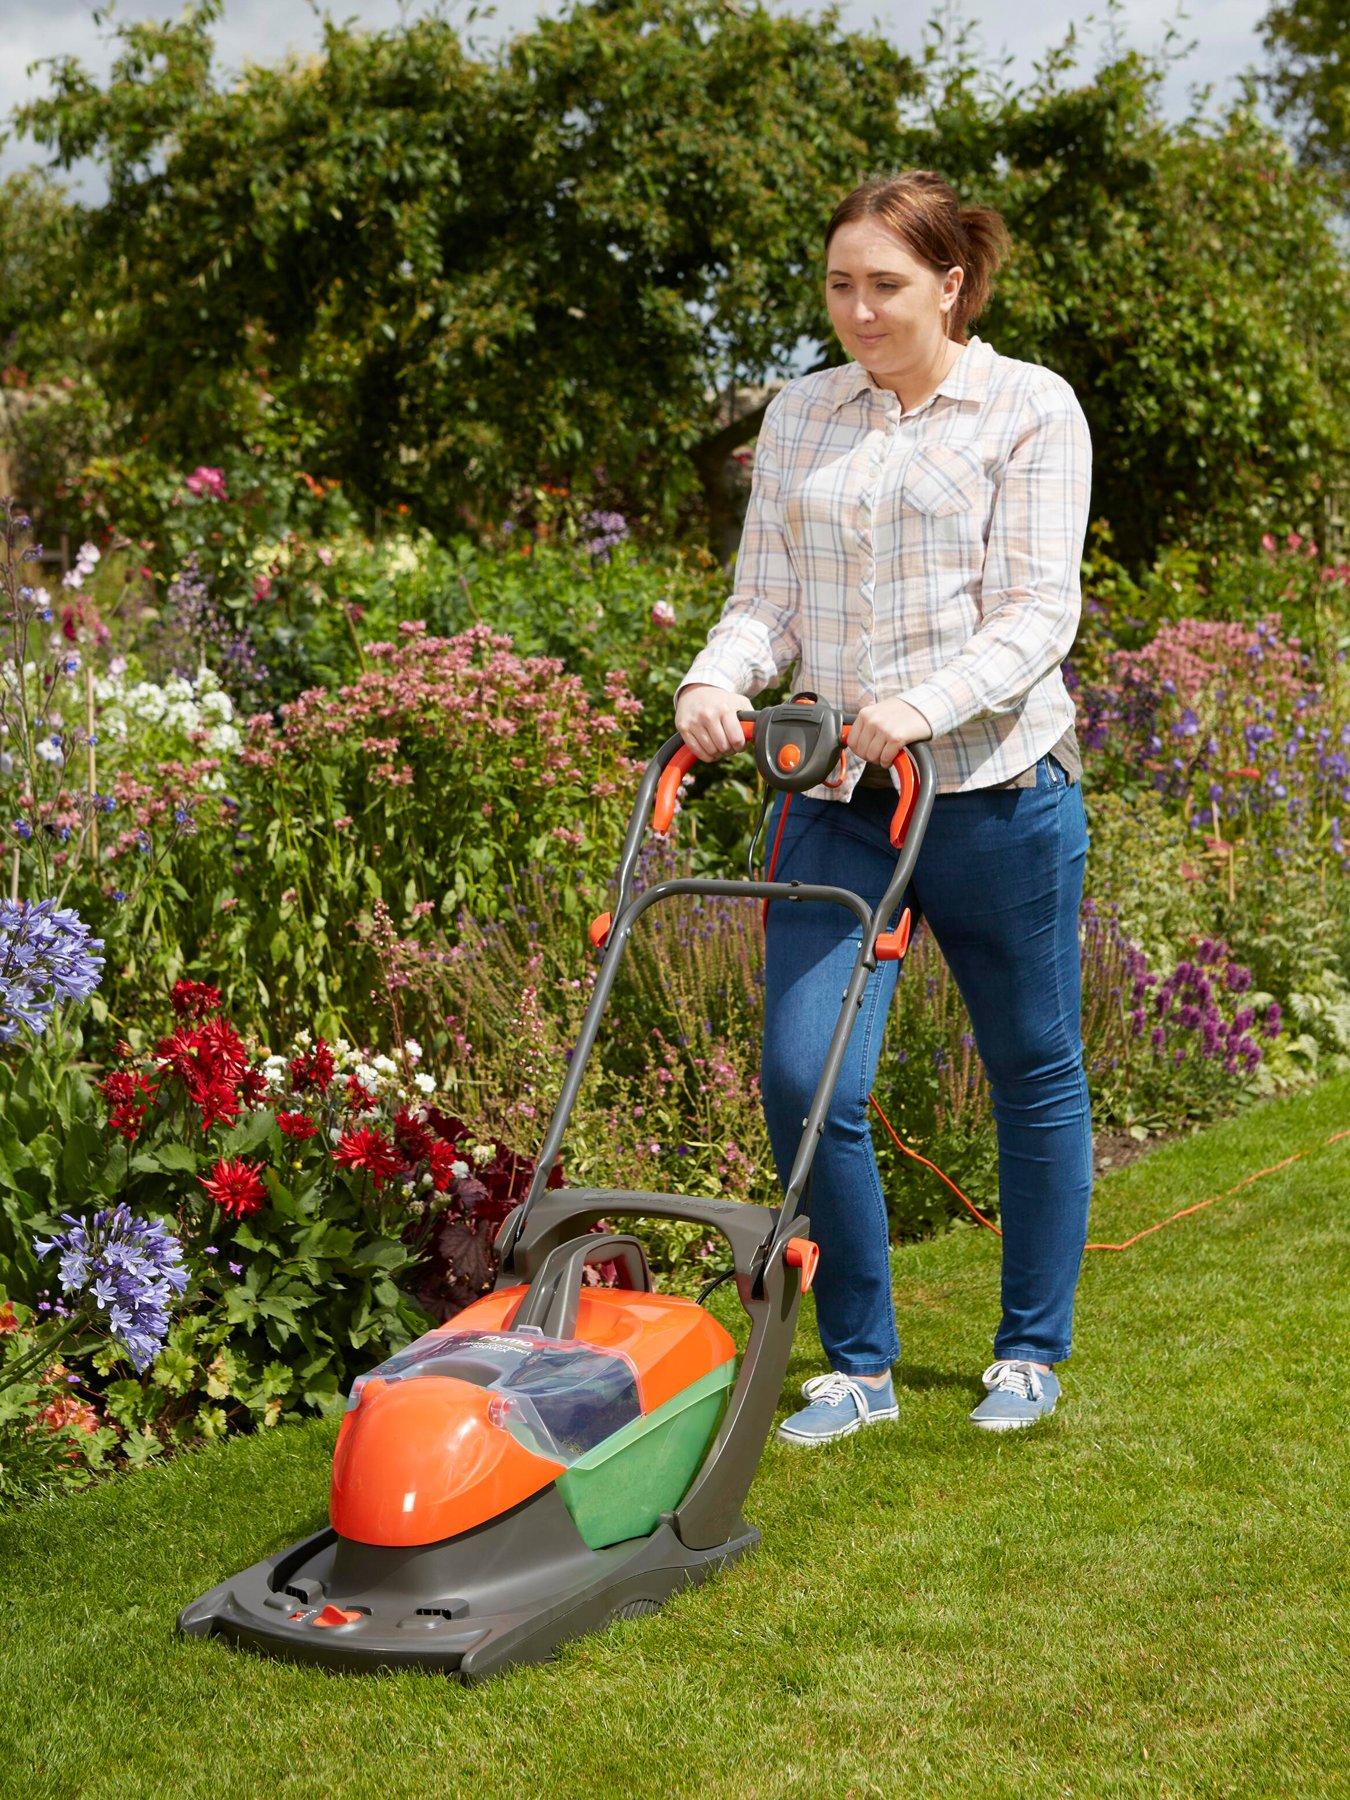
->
xmin=1257 ymin=0 xmax=1349 ymax=201
xmin=8 ymin=2 xmax=1344 ymax=565
xmin=196 ymin=520 xmax=731 ymax=721
xmin=915 ymin=42 xmax=1350 ymax=568
xmin=7 ymin=0 xmax=919 ymax=537
xmin=0 ymin=1019 xmax=442 ymax=1481
xmin=0 ymin=1302 xmax=121 ymax=1506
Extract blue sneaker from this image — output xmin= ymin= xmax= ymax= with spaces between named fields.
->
xmin=776 ymin=1371 xmax=898 ymax=1446
xmin=969 ymin=1359 xmax=1061 ymax=1431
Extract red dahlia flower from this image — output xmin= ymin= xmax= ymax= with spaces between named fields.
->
xmin=343 ymin=1072 xmax=379 ymax=1113
xmin=170 ymin=978 xmax=223 ymax=1020
xmin=289 ymin=1038 xmax=336 ymax=1094
xmin=426 ymin=1139 xmax=462 ymax=1193
xmin=333 ymin=1127 xmax=403 ymax=1191
xmin=195 ymin=1079 xmax=241 ymax=1132
xmin=200 ymin=1157 xmax=268 ymax=1219
xmin=99 ymin=1068 xmax=158 ymax=1141
xmin=240 ymin=1066 xmax=269 ymax=1106
xmin=155 ymin=1017 xmax=250 ymax=1131
xmin=393 ymin=1107 xmax=435 ymax=1164
xmin=277 ymin=1111 xmax=318 ymax=1139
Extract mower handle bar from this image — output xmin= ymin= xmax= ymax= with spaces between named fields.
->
xmin=496 ymin=696 xmax=938 ymax=1285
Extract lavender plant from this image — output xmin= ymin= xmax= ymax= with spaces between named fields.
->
xmin=1080 ymin=898 xmax=1285 ymax=1133
xmin=151 ymin=554 xmax=270 ymax=708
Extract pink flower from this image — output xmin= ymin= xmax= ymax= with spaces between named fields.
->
xmin=253 ymin=575 xmax=273 ymax=601
xmin=185 ymin=466 xmax=228 ymax=501
xmin=315 ymin=545 xmax=334 ymax=566
xmin=1260 ymin=532 xmax=1278 ymax=552
xmin=651 ymin=600 xmax=676 ymax=629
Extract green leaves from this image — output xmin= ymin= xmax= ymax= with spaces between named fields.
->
xmin=219 ymin=1109 xmax=275 ymax=1160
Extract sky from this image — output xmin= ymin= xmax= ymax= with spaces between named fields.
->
xmin=1 ymin=0 xmax=1284 ymax=201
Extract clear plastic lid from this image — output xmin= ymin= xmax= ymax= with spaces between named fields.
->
xmin=346 ymin=1327 xmax=642 ymax=1463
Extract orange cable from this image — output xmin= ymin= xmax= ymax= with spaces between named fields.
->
xmin=764 ymin=788 xmax=1349 ymax=1256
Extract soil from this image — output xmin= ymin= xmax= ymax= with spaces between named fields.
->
xmin=1092 ymin=1122 xmax=1196 ymax=1179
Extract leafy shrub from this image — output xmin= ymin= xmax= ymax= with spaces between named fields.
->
xmin=0 ymin=959 xmax=584 ymax=1495
xmin=0 ymin=1300 xmax=120 ymax=1505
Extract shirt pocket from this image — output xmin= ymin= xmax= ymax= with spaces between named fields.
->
xmin=901 ymin=443 xmax=986 ymax=517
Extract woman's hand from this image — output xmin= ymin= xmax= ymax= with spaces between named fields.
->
xmin=848 ymin=696 xmax=933 ymax=768
xmin=674 ymin=683 xmax=755 ymax=762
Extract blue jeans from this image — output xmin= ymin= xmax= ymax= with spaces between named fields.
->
xmin=761 ymin=752 xmax=1092 ymax=1374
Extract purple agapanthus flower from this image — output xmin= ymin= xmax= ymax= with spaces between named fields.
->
xmin=33 ymin=1204 xmax=188 ymax=1373
xmin=0 ymin=897 xmax=105 ymax=1043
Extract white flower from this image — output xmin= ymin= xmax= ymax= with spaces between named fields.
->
xmin=471 ymin=1142 xmax=494 ymax=1165
xmin=413 ymin=1071 xmax=436 ymax=1095
xmin=403 ymin=1038 xmax=422 ymax=1063
xmin=384 ymin=538 xmax=422 ymax=577
xmin=371 ymin=1054 xmax=398 ymax=1077
xmin=452 ymin=1160 xmax=470 ymax=1180
xmin=353 ymin=1064 xmax=381 ymax=1093
xmin=36 ymin=739 xmax=65 ymax=765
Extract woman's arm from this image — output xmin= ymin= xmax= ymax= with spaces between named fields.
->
xmin=674 ymin=391 xmax=803 ymax=708
xmin=896 ymin=376 xmax=1093 ymax=740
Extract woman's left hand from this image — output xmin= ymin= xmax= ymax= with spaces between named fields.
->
xmin=848 ymin=696 xmax=934 ymax=768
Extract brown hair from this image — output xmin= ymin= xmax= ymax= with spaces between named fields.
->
xmin=824 ymin=171 xmax=1011 ymax=343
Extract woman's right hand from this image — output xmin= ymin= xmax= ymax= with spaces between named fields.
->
xmin=673 ymin=684 xmax=754 ymax=762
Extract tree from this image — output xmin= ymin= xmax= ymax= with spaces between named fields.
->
xmin=6 ymin=0 xmax=1348 ymax=567
xmin=1257 ymin=0 xmax=1349 ymax=205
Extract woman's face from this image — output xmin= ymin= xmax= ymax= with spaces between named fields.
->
xmin=825 ymin=218 xmax=963 ymax=367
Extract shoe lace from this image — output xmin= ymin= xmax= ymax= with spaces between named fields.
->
xmin=802 ymin=1371 xmax=871 ymax=1417
xmin=980 ymin=1360 xmax=1045 ymax=1403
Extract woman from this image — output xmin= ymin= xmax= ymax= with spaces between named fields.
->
xmin=673 ymin=170 xmax=1094 ymax=1438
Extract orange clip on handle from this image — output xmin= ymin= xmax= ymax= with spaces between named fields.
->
xmin=652 ymin=719 xmax=755 ymax=833
xmin=784 ymin=1237 xmax=820 ymax=1293
xmin=840 ymin=725 xmax=918 ymax=851
xmin=874 ymin=905 xmax=912 ymax=963
xmin=588 ymin=910 xmax=612 ymax=949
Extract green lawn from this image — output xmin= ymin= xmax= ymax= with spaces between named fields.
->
xmin=4 ymin=1075 xmax=1348 ymax=1800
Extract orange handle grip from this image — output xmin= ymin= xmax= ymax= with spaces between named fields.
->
xmin=840 ymin=725 xmax=919 ymax=851
xmin=653 ymin=719 xmax=919 ymax=852
xmin=652 ymin=719 xmax=755 ymax=833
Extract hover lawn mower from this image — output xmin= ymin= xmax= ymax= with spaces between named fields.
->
xmin=178 ymin=696 xmax=937 ymax=1680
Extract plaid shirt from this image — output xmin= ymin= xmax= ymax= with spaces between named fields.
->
xmin=675 ymin=333 xmax=1092 ymax=798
